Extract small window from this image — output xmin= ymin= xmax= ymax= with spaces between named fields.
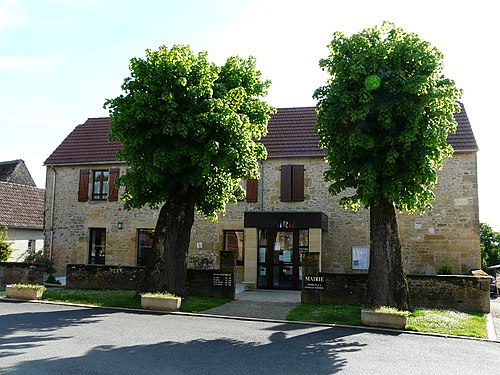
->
xmin=280 ymin=165 xmax=304 ymax=202
xmin=224 ymin=230 xmax=244 ymax=265
xmin=137 ymin=229 xmax=154 ymax=267
xmin=89 ymin=228 xmax=106 ymax=264
xmin=92 ymin=170 xmax=109 ymax=200
xmin=27 ymin=240 xmax=35 ymax=251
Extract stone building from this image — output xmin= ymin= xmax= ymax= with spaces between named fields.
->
xmin=43 ymin=105 xmax=480 ymax=290
xmin=0 ymin=160 xmax=44 ymax=261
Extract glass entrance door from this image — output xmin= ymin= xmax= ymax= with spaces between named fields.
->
xmin=258 ymin=229 xmax=307 ymax=290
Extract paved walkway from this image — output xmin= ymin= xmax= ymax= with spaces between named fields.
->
xmin=490 ymin=296 xmax=500 ymax=339
xmin=200 ymin=288 xmax=301 ymax=320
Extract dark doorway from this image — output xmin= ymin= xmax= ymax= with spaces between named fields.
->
xmin=257 ymin=229 xmax=308 ymax=290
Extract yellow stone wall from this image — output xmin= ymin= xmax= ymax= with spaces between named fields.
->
xmin=45 ymin=151 xmax=480 ymax=278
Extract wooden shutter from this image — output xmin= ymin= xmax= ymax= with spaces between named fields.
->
xmin=78 ymin=169 xmax=89 ymax=202
xmin=280 ymin=165 xmax=292 ymax=202
xmin=245 ymin=178 xmax=258 ymax=202
xmin=108 ymin=168 xmax=120 ymax=202
xmin=292 ymin=165 xmax=304 ymax=201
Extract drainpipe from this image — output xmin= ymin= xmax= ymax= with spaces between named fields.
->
xmin=49 ymin=166 xmax=57 ymax=261
xmin=259 ymin=159 xmax=264 ymax=211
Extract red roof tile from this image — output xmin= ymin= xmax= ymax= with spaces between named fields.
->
xmin=44 ymin=117 xmax=122 ymax=165
xmin=44 ymin=105 xmax=478 ymax=165
xmin=0 ymin=182 xmax=44 ymax=229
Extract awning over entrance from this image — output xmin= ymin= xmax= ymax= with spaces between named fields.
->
xmin=244 ymin=211 xmax=328 ymax=231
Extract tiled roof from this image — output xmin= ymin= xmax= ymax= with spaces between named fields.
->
xmin=447 ymin=102 xmax=478 ymax=151
xmin=44 ymin=117 xmax=122 ymax=165
xmin=262 ymin=107 xmax=323 ymax=157
xmin=44 ymin=105 xmax=478 ymax=165
xmin=0 ymin=182 xmax=45 ymax=229
xmin=0 ymin=159 xmax=36 ymax=187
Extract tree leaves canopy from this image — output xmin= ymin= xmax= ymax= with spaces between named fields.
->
xmin=480 ymin=222 xmax=500 ymax=270
xmin=314 ymin=22 xmax=462 ymax=212
xmin=104 ymin=45 xmax=273 ymax=220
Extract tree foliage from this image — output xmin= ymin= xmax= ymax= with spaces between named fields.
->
xmin=104 ymin=45 xmax=273 ymax=295
xmin=0 ymin=226 xmax=13 ymax=262
xmin=105 ymin=45 xmax=273 ymax=220
xmin=480 ymin=222 xmax=500 ymax=270
xmin=314 ymin=22 xmax=462 ymax=212
xmin=314 ymin=22 xmax=462 ymax=310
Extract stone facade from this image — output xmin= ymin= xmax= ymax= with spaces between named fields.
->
xmin=44 ymin=150 xmax=480 ymax=283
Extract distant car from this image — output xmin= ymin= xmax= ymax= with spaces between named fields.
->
xmin=490 ymin=278 xmax=499 ymax=295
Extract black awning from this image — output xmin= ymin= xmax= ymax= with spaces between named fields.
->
xmin=244 ymin=211 xmax=328 ymax=231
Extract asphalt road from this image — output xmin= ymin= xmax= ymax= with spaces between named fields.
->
xmin=1 ymin=300 xmax=499 ymax=375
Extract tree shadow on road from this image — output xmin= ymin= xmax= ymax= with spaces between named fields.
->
xmin=1 ymin=305 xmax=373 ymax=374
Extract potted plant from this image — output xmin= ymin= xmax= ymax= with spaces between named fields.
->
xmin=361 ymin=306 xmax=409 ymax=329
xmin=6 ymin=284 xmax=46 ymax=300
xmin=140 ymin=292 xmax=181 ymax=312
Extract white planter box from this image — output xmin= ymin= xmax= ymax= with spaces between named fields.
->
xmin=361 ymin=309 xmax=407 ymax=329
xmin=141 ymin=295 xmax=181 ymax=312
xmin=6 ymin=285 xmax=44 ymax=300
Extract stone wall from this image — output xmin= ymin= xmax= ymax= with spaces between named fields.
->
xmin=0 ymin=262 xmax=45 ymax=284
xmin=66 ymin=264 xmax=146 ymax=290
xmin=45 ymin=151 xmax=480 ymax=278
xmin=302 ymin=254 xmax=489 ymax=312
xmin=65 ymin=253 xmax=236 ymax=300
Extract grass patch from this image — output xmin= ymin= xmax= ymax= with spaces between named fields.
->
xmin=42 ymin=288 xmax=231 ymax=313
xmin=180 ymin=295 xmax=232 ymax=313
xmin=287 ymin=303 xmax=363 ymax=325
xmin=287 ymin=303 xmax=487 ymax=338
xmin=406 ymin=308 xmax=487 ymax=338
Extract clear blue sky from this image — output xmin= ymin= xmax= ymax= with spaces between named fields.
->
xmin=1 ymin=0 xmax=499 ymax=230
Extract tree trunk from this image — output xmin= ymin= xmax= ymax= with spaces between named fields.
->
xmin=143 ymin=188 xmax=196 ymax=297
xmin=367 ymin=197 xmax=409 ymax=310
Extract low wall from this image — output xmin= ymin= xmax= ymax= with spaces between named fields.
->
xmin=66 ymin=264 xmax=146 ymax=290
xmin=302 ymin=273 xmax=490 ymax=312
xmin=0 ymin=262 xmax=45 ymax=284
xmin=66 ymin=263 xmax=235 ymax=300
xmin=302 ymin=253 xmax=490 ymax=312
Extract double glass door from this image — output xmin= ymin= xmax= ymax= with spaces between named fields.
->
xmin=257 ymin=229 xmax=308 ymax=290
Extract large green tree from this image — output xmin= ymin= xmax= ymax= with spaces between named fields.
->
xmin=314 ymin=23 xmax=461 ymax=310
xmin=480 ymin=222 xmax=500 ymax=270
xmin=105 ymin=45 xmax=273 ymax=296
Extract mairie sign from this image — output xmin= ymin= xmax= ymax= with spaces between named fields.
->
xmin=303 ymin=275 xmax=325 ymax=290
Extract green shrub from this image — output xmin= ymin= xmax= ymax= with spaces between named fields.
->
xmin=10 ymin=283 xmax=46 ymax=292
xmin=437 ymin=264 xmax=453 ymax=275
xmin=0 ymin=226 xmax=13 ymax=261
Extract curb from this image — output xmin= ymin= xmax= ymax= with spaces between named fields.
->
xmin=1 ymin=296 xmax=498 ymax=344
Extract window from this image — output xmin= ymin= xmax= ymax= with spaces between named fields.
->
xmin=89 ymin=228 xmax=106 ymax=264
xmin=92 ymin=170 xmax=109 ymax=200
xmin=79 ymin=169 xmax=119 ymax=202
xmin=27 ymin=240 xmax=35 ymax=251
xmin=280 ymin=165 xmax=304 ymax=202
xmin=224 ymin=230 xmax=244 ymax=265
xmin=137 ymin=229 xmax=154 ymax=267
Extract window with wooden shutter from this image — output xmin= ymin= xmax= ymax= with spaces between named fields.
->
xmin=78 ymin=169 xmax=89 ymax=202
xmin=245 ymin=178 xmax=258 ymax=202
xmin=280 ymin=165 xmax=304 ymax=202
xmin=292 ymin=165 xmax=304 ymax=201
xmin=108 ymin=168 xmax=120 ymax=202
xmin=280 ymin=165 xmax=292 ymax=202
